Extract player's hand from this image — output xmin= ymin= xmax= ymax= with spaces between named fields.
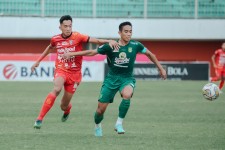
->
xmin=159 ymin=68 xmax=167 ymax=80
xmin=31 ymin=62 xmax=40 ymax=72
xmin=61 ymin=52 xmax=71 ymax=59
xmin=108 ymin=40 xmax=120 ymax=50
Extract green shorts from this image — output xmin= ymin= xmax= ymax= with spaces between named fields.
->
xmin=98 ymin=75 xmax=136 ymax=103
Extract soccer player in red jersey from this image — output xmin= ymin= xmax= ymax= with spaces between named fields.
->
xmin=211 ymin=42 xmax=225 ymax=90
xmin=31 ymin=15 xmax=118 ymax=129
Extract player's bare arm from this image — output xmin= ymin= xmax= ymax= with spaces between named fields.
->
xmin=62 ymin=49 xmax=98 ymax=59
xmin=145 ymin=49 xmax=167 ymax=80
xmin=211 ymin=54 xmax=217 ymax=68
xmin=31 ymin=44 xmax=54 ymax=72
xmin=89 ymin=37 xmax=119 ymax=50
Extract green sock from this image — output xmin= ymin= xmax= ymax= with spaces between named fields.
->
xmin=119 ymin=99 xmax=130 ymax=118
xmin=94 ymin=112 xmax=104 ymax=124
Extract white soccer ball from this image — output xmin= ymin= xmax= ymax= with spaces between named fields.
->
xmin=202 ymin=83 xmax=220 ymax=101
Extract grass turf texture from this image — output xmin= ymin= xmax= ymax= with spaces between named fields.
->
xmin=0 ymin=81 xmax=224 ymax=150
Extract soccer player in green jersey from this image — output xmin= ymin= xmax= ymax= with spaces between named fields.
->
xmin=62 ymin=21 xmax=167 ymax=137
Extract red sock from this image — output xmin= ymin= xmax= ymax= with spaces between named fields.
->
xmin=211 ymin=76 xmax=220 ymax=82
xmin=37 ymin=93 xmax=56 ymax=121
xmin=219 ymin=80 xmax=224 ymax=90
xmin=64 ymin=103 xmax=72 ymax=115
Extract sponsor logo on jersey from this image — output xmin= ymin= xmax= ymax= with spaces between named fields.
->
xmin=3 ymin=64 xmax=17 ymax=79
xmin=69 ymin=40 xmax=74 ymax=45
xmin=62 ymin=41 xmax=69 ymax=46
xmin=57 ymin=55 xmax=75 ymax=63
xmin=57 ymin=47 xmax=75 ymax=53
xmin=114 ymin=52 xmax=130 ymax=67
xmin=119 ymin=52 xmax=126 ymax=59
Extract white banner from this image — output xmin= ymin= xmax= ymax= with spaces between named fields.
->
xmin=0 ymin=61 xmax=104 ymax=82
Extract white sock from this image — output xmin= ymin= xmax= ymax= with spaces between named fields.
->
xmin=116 ymin=117 xmax=123 ymax=126
xmin=95 ymin=123 xmax=101 ymax=128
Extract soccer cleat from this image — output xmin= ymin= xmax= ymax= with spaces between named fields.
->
xmin=114 ymin=124 xmax=125 ymax=134
xmin=34 ymin=120 xmax=42 ymax=129
xmin=95 ymin=126 xmax=103 ymax=137
xmin=61 ymin=113 xmax=70 ymax=122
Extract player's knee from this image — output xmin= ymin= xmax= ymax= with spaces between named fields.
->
xmin=122 ymin=93 xmax=132 ymax=99
xmin=53 ymin=87 xmax=62 ymax=96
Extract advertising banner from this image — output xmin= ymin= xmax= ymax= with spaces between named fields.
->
xmin=104 ymin=62 xmax=209 ymax=80
xmin=0 ymin=61 xmax=209 ymax=81
xmin=0 ymin=61 xmax=104 ymax=81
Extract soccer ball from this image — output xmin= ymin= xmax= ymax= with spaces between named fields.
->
xmin=202 ymin=83 xmax=220 ymax=101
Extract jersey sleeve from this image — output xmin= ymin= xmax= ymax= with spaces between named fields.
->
xmin=214 ymin=49 xmax=220 ymax=55
xmin=50 ymin=37 xmax=56 ymax=47
xmin=97 ymin=44 xmax=112 ymax=55
xmin=137 ymin=42 xmax=147 ymax=54
xmin=77 ymin=32 xmax=89 ymax=43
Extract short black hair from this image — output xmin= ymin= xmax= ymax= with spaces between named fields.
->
xmin=119 ymin=21 xmax=132 ymax=31
xmin=59 ymin=15 xmax=72 ymax=24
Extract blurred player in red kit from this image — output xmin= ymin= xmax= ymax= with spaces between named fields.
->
xmin=211 ymin=42 xmax=225 ymax=91
xmin=31 ymin=15 xmax=118 ymax=129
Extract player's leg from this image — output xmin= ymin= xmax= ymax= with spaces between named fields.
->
xmin=115 ymin=77 xmax=135 ymax=134
xmin=211 ymin=76 xmax=221 ymax=82
xmin=94 ymin=102 xmax=109 ymax=136
xmin=219 ymin=71 xmax=225 ymax=90
xmin=34 ymin=76 xmax=65 ymax=129
xmin=211 ymin=68 xmax=221 ymax=82
xmin=60 ymin=72 xmax=81 ymax=122
xmin=60 ymin=90 xmax=73 ymax=122
xmin=219 ymin=79 xmax=224 ymax=90
xmin=114 ymin=84 xmax=134 ymax=134
xmin=119 ymin=85 xmax=133 ymax=119
xmin=94 ymin=102 xmax=109 ymax=125
xmin=94 ymin=82 xmax=118 ymax=136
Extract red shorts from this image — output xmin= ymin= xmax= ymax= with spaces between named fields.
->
xmin=54 ymin=69 xmax=82 ymax=93
xmin=215 ymin=68 xmax=225 ymax=77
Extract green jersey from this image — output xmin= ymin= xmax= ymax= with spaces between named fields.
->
xmin=97 ymin=40 xmax=147 ymax=77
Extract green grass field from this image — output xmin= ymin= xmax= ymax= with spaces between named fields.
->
xmin=0 ymin=81 xmax=225 ymax=150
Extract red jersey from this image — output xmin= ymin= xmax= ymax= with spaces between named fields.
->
xmin=50 ymin=32 xmax=89 ymax=73
xmin=214 ymin=49 xmax=225 ymax=69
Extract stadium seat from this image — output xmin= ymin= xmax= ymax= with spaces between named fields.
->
xmin=0 ymin=0 xmax=224 ymax=18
